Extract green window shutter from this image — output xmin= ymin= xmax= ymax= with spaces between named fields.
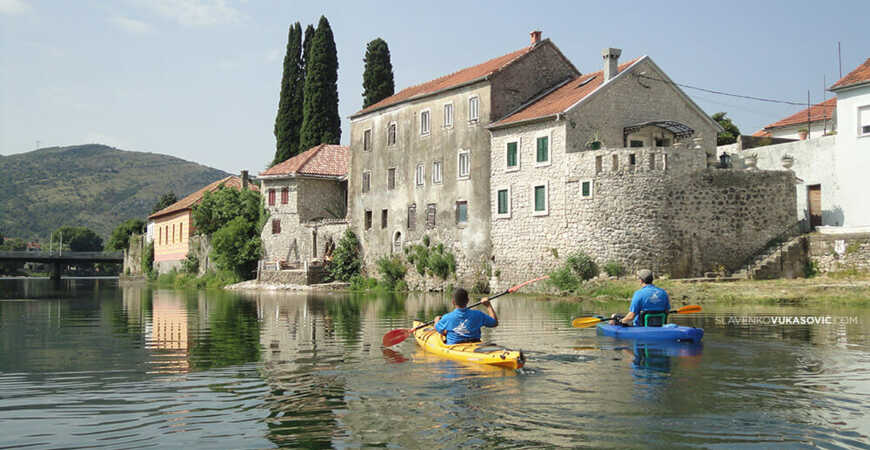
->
xmin=534 ymin=185 xmax=546 ymax=211
xmin=507 ymin=142 xmax=517 ymax=167
xmin=582 ymin=181 xmax=590 ymax=197
xmin=497 ymin=189 xmax=508 ymax=214
xmin=537 ymin=136 xmax=548 ymax=162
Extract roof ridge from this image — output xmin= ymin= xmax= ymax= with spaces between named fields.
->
xmin=296 ymin=143 xmax=325 ymax=172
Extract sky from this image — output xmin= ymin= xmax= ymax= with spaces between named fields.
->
xmin=1 ymin=0 xmax=869 ymax=173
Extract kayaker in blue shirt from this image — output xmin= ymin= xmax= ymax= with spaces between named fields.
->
xmin=610 ymin=269 xmax=670 ymax=327
xmin=433 ymin=288 xmax=498 ymax=344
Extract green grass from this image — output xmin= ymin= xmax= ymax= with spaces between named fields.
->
xmin=156 ymin=269 xmax=240 ymax=289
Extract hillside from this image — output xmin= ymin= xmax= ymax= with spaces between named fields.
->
xmin=0 ymin=144 xmax=230 ymax=241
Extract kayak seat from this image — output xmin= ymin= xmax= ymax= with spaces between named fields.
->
xmin=640 ymin=311 xmax=667 ymax=327
xmin=473 ymin=344 xmax=508 ymax=353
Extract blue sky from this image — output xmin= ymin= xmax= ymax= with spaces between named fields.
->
xmin=1 ymin=0 xmax=868 ymax=173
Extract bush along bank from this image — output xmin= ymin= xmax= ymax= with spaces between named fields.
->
xmin=351 ymin=235 xmax=458 ymax=293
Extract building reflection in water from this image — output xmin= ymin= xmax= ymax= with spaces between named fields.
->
xmin=144 ymin=290 xmax=191 ymax=374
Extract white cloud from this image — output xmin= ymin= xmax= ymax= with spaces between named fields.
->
xmin=109 ymin=16 xmax=152 ymax=34
xmin=137 ymin=0 xmax=242 ymax=26
xmin=0 ymin=0 xmax=32 ymax=15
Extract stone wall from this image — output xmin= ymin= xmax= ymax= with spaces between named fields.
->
xmin=808 ymin=233 xmax=870 ymax=273
xmin=123 ymin=233 xmax=144 ymax=275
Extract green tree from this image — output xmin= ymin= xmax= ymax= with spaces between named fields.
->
xmin=192 ymin=186 xmax=264 ymax=236
xmin=362 ymin=38 xmax=395 ymax=108
xmin=712 ymin=112 xmax=741 ymax=145
xmin=211 ymin=216 xmax=262 ymax=279
xmin=273 ymin=22 xmax=305 ymax=166
xmin=107 ymin=219 xmax=145 ymax=251
xmin=326 ymin=229 xmax=361 ymax=281
xmin=53 ymin=226 xmax=103 ymax=251
xmin=0 ymin=237 xmax=26 ymax=274
xmin=302 ymin=23 xmax=315 ymax=78
xmin=299 ymin=16 xmax=341 ymax=150
xmin=151 ymin=192 xmax=178 ymax=214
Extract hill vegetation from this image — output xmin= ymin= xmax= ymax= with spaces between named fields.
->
xmin=0 ymin=144 xmax=229 ymax=241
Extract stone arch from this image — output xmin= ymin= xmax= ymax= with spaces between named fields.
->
xmin=392 ymin=230 xmax=403 ymax=254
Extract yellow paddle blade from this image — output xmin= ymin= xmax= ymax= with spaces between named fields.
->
xmin=571 ymin=317 xmax=606 ymax=328
xmin=675 ymin=305 xmax=702 ymax=314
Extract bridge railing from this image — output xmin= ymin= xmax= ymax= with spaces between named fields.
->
xmin=0 ymin=251 xmax=124 ymax=259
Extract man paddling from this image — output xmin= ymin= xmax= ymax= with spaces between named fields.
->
xmin=433 ymin=288 xmax=498 ymax=344
xmin=610 ymin=269 xmax=670 ymax=327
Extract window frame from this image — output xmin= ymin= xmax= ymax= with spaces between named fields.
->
xmin=387 ymin=167 xmax=396 ymax=190
xmin=381 ymin=209 xmax=388 ymax=229
xmin=415 ymin=163 xmax=425 ymax=187
xmin=535 ymin=132 xmax=551 ymax=167
xmin=407 ymin=203 xmax=417 ymax=230
xmin=580 ymin=179 xmax=594 ymax=199
xmin=455 ymin=200 xmax=468 ymax=225
xmin=505 ymin=139 xmax=520 ymax=172
xmin=443 ymin=102 xmax=454 ymax=129
xmin=387 ymin=122 xmax=397 ymax=146
xmin=362 ymin=170 xmax=371 ymax=193
xmin=432 ymin=160 xmax=443 ymax=185
xmin=364 ymin=210 xmax=372 ymax=230
xmin=495 ymin=186 xmax=511 ymax=219
xmin=426 ymin=203 xmax=436 ymax=228
xmin=281 ymin=187 xmax=289 ymax=204
xmin=420 ymin=109 xmax=431 ymax=136
xmin=859 ymin=105 xmax=870 ymax=137
xmin=532 ymin=180 xmax=549 ymax=216
xmin=268 ymin=188 xmax=276 ymax=206
xmin=363 ymin=127 xmax=373 ymax=151
xmin=468 ymin=95 xmax=480 ymax=123
xmin=457 ymin=149 xmax=471 ymax=180
xmin=271 ymin=218 xmax=281 ymax=235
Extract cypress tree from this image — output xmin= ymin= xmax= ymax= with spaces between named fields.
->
xmin=302 ymin=24 xmax=315 ymax=72
xmin=299 ymin=16 xmax=341 ymax=150
xmin=362 ymin=38 xmax=395 ymax=108
xmin=273 ymin=22 xmax=304 ymax=165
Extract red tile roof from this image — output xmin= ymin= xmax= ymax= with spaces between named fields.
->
xmin=491 ymin=58 xmax=641 ymax=127
xmin=352 ymin=43 xmax=541 ymax=117
xmin=260 ymin=144 xmax=348 ymax=178
xmin=757 ymin=97 xmax=836 ymax=132
xmin=830 ymin=58 xmax=870 ymax=91
xmin=751 ymin=129 xmax=772 ymax=138
xmin=148 ymin=175 xmax=258 ymax=220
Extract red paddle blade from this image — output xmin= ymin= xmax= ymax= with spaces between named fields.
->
xmin=507 ymin=275 xmax=549 ymax=293
xmin=382 ymin=328 xmax=412 ymax=347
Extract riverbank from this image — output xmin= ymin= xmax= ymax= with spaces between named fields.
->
xmin=225 ymin=279 xmax=350 ymax=292
xmin=539 ymin=274 xmax=870 ymax=306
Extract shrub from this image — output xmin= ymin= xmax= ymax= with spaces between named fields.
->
xmin=566 ymin=251 xmax=598 ymax=281
xmin=349 ymin=275 xmax=379 ymax=291
xmin=548 ymin=266 xmax=580 ymax=292
xmin=142 ymin=241 xmax=155 ymax=279
xmin=181 ymin=251 xmax=200 ymax=274
xmin=211 ymin=216 xmax=262 ymax=279
xmin=804 ymin=260 xmax=819 ymax=278
xmin=603 ymin=260 xmax=626 ymax=278
xmin=326 ymin=230 xmax=362 ymax=281
xmin=376 ymin=255 xmax=407 ymax=289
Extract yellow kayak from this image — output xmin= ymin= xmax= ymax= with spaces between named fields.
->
xmin=412 ymin=321 xmax=525 ymax=369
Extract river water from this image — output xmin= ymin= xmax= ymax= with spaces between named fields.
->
xmin=1 ymin=279 xmax=868 ymax=448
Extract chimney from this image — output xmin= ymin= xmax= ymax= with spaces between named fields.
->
xmin=530 ymin=30 xmax=542 ymax=46
xmin=602 ymin=47 xmax=622 ymax=81
xmin=241 ymin=170 xmax=249 ymax=190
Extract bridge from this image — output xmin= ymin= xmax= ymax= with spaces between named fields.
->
xmin=0 ymin=251 xmax=124 ymax=280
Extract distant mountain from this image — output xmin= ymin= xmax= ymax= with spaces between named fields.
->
xmin=0 ymin=144 xmax=231 ymax=241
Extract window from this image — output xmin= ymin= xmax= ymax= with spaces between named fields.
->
xmin=536 ymin=136 xmax=549 ymax=164
xmin=415 ymin=163 xmax=425 ymax=186
xmin=444 ymin=103 xmax=454 ymax=128
xmin=362 ymin=171 xmax=371 ymax=193
xmin=655 ymin=137 xmax=671 ymax=147
xmin=426 ymin=203 xmax=436 ymax=228
xmin=172 ymin=223 xmax=175 ymax=243
xmin=364 ymin=128 xmax=372 ymax=151
xmin=381 ymin=209 xmax=388 ymax=229
xmin=630 ymin=140 xmax=644 ymax=148
xmin=496 ymin=188 xmax=510 ymax=218
xmin=595 ymin=155 xmax=603 ymax=174
xmin=456 ymin=201 xmax=468 ymax=224
xmin=533 ymin=182 xmax=549 ymax=216
xmin=271 ymin=219 xmax=281 ymax=234
xmin=581 ymin=180 xmax=593 ymax=199
xmin=388 ymin=168 xmax=396 ymax=190
xmin=663 ymin=154 xmax=669 ymax=171
xmin=268 ymin=189 xmax=276 ymax=206
xmin=468 ymin=96 xmax=479 ymax=122
xmin=458 ymin=150 xmax=470 ymax=179
xmin=158 ymin=227 xmax=162 ymax=245
xmin=506 ymin=141 xmax=518 ymax=170
xmin=179 ymin=223 xmax=183 ymax=241
xmin=648 ymin=153 xmax=656 ymax=170
xmin=365 ymin=210 xmax=372 ymax=230
xmin=420 ymin=110 xmax=430 ymax=135
xmin=860 ymin=106 xmax=870 ymax=136
xmin=408 ymin=203 xmax=416 ymax=230
xmin=388 ymin=123 xmax=397 ymax=146
xmin=612 ymin=154 xmax=619 ymax=171
xmin=629 ymin=153 xmax=636 ymax=170
xmin=281 ymin=187 xmax=289 ymax=204
xmin=432 ymin=161 xmax=443 ymax=184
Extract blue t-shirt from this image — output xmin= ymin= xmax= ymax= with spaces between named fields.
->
xmin=435 ymin=308 xmax=497 ymax=344
xmin=629 ymin=284 xmax=671 ymax=326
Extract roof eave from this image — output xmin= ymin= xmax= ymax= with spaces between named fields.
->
xmin=350 ymin=76 xmax=491 ymax=120
xmin=488 ymin=114 xmax=560 ymax=131
xmin=829 ymin=80 xmax=870 ymax=93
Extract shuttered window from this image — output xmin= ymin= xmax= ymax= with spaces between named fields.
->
xmin=271 ymin=219 xmax=281 ymax=234
xmin=456 ymin=201 xmax=468 ymax=224
xmin=536 ymin=136 xmax=548 ymax=163
xmin=281 ymin=187 xmax=289 ymax=204
xmin=408 ymin=204 xmax=416 ymax=230
xmin=506 ymin=141 xmax=518 ymax=168
xmin=268 ymin=189 xmax=275 ymax=206
xmin=497 ymin=189 xmax=508 ymax=215
xmin=426 ymin=204 xmax=436 ymax=228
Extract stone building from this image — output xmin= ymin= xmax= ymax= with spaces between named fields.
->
xmin=488 ymin=50 xmax=798 ymax=289
xmin=348 ymin=31 xmax=580 ymax=286
xmin=148 ymin=174 xmax=254 ymax=274
xmin=258 ymin=144 xmax=349 ymax=277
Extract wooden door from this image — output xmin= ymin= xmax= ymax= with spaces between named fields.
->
xmin=808 ymin=185 xmax=822 ymax=228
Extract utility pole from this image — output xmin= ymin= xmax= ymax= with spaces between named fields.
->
xmin=807 ymin=90 xmax=811 ymax=139
xmin=838 ymin=42 xmax=842 ymax=79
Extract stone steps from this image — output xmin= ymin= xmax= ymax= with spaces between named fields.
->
xmin=732 ymin=235 xmax=806 ymax=280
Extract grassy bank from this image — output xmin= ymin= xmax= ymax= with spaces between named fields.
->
xmin=541 ymin=274 xmax=870 ymax=306
xmin=155 ymin=270 xmax=240 ymax=290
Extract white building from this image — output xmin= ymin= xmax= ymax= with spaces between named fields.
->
xmin=752 ymin=98 xmax=836 ymax=140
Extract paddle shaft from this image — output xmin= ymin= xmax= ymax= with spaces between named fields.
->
xmin=411 ymin=289 xmax=512 ymax=332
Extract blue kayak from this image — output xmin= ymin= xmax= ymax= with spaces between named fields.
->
xmin=597 ymin=323 xmax=703 ymax=343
